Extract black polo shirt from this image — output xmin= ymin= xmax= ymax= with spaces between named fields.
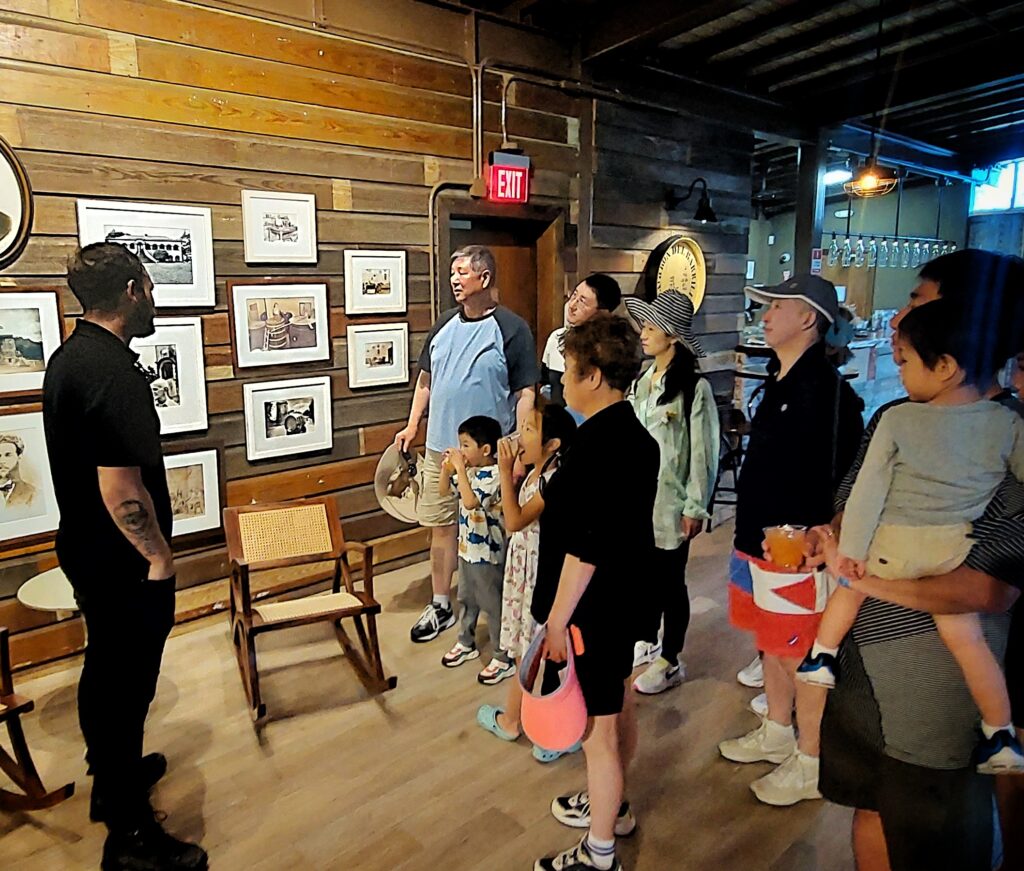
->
xmin=42 ymin=319 xmax=172 ymax=589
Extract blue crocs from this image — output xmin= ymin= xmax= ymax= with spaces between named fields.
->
xmin=476 ymin=704 xmax=521 ymax=742
xmin=532 ymin=740 xmax=583 ymax=764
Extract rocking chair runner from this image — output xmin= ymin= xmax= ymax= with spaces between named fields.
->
xmin=0 ymin=626 xmax=75 ymax=812
xmin=223 ymin=497 xmax=397 ymax=726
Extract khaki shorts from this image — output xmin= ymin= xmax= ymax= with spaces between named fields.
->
xmin=867 ymin=522 xmax=972 ymax=580
xmin=417 ymin=448 xmax=458 ymax=527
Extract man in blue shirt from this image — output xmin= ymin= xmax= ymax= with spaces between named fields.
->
xmin=394 ymin=245 xmax=538 ymax=643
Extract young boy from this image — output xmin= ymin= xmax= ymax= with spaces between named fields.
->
xmin=439 ymin=415 xmax=515 ymax=685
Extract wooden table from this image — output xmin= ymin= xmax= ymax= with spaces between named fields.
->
xmin=17 ymin=567 xmax=77 ymax=621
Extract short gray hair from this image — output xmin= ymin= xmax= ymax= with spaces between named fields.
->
xmin=451 ymin=245 xmax=497 ymax=285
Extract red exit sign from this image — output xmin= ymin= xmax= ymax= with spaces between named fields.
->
xmin=487 ymin=152 xmax=531 ymax=204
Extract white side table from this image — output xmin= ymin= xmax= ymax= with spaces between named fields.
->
xmin=17 ymin=567 xmax=78 ymax=621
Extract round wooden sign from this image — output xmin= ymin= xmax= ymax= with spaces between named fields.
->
xmin=642 ymin=235 xmax=706 ymax=311
xmin=0 ymin=134 xmax=32 ymax=272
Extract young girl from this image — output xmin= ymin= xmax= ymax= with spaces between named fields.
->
xmin=624 ymin=291 xmax=720 ymax=694
xmin=476 ymin=402 xmax=577 ymax=761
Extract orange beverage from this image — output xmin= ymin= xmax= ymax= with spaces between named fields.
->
xmin=763 ymin=525 xmax=808 ymax=571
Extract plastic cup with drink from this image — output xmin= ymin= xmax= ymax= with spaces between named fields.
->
xmin=763 ymin=524 xmax=808 ymax=571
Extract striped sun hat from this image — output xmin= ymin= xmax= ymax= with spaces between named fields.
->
xmin=624 ymin=290 xmax=705 ymax=358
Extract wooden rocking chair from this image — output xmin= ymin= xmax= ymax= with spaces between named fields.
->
xmin=223 ymin=497 xmax=397 ymax=727
xmin=0 ymin=627 xmax=75 ymax=812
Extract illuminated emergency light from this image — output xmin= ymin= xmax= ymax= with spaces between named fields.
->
xmin=487 ymin=152 xmax=531 ymax=204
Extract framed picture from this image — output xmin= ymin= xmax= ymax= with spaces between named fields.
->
xmin=131 ymin=317 xmax=208 ymax=435
xmin=163 ymin=446 xmax=223 ymax=544
xmin=0 ymin=290 xmax=64 ymax=398
xmin=243 ymin=375 xmax=332 ymax=461
xmin=76 ymin=199 xmax=215 ymax=308
xmin=241 ymin=190 xmax=317 ymax=264
xmin=228 ymin=279 xmax=331 ymax=369
xmin=346 ymin=323 xmax=409 ymax=389
xmin=343 ymin=249 xmax=407 ymax=314
xmin=0 ymin=409 xmax=59 ymax=547
xmin=0 ymin=134 xmax=33 ymax=271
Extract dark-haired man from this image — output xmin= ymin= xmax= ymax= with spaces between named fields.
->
xmin=43 ymin=243 xmax=207 ymax=871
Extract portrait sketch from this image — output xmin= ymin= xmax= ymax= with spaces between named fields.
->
xmin=0 ymin=411 xmax=59 ymax=544
xmin=163 ymin=448 xmax=221 ymax=540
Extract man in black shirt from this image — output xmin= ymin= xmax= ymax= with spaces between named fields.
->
xmin=43 ymin=243 xmax=207 ymax=871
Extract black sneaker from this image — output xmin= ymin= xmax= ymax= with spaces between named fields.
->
xmin=550 ymin=790 xmax=637 ymax=836
xmin=91 ymin=754 xmax=169 ymax=823
xmin=409 ymin=602 xmax=455 ymax=643
xmin=102 ymin=818 xmax=208 ymax=871
xmin=534 ymin=837 xmax=623 ymax=871
xmin=795 ymin=652 xmax=837 ymax=689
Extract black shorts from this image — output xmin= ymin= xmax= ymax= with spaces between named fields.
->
xmin=1008 ymin=603 xmax=1023 ymax=725
xmin=572 ymin=626 xmax=634 ymax=718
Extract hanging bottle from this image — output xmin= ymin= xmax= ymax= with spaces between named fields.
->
xmin=878 ymin=236 xmax=889 ymax=268
xmin=867 ymin=236 xmax=878 ymax=268
xmin=900 ymin=239 xmax=911 ymax=267
xmin=853 ymin=235 xmax=866 ymax=268
xmin=841 ymin=235 xmax=853 ymax=268
xmin=949 ymin=241 xmax=957 ymax=253
xmin=940 ymin=241 xmax=950 ymax=257
xmin=910 ymin=241 xmax=922 ymax=268
xmin=889 ymin=238 xmax=901 ymax=267
xmin=827 ymin=231 xmax=839 ymax=267
xmin=931 ymin=241 xmax=942 ymax=259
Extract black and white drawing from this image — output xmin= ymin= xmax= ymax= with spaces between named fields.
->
xmin=364 ymin=341 xmax=394 ymax=368
xmin=131 ymin=317 xmax=208 ymax=434
xmin=244 ymin=376 xmax=332 ymax=461
xmin=0 ymin=291 xmax=64 ymax=397
xmin=103 ymin=225 xmax=193 ymax=285
xmin=164 ymin=448 xmax=221 ymax=540
xmin=264 ymin=397 xmax=315 ymax=438
xmin=347 ymin=323 xmax=408 ymax=388
xmin=242 ymin=190 xmax=317 ymax=264
xmin=228 ymin=281 xmax=330 ymax=368
xmin=344 ymin=250 xmax=407 ymax=314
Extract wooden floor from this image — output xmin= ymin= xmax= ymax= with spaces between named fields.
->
xmin=2 ymin=522 xmax=854 ymax=870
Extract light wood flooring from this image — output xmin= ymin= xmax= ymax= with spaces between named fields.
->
xmin=1 ymin=522 xmax=855 ymax=870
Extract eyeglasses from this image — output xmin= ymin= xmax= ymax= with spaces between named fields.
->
xmin=567 ymin=289 xmax=596 ymax=309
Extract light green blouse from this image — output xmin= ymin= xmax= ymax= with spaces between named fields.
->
xmin=629 ymin=366 xmax=721 ymax=550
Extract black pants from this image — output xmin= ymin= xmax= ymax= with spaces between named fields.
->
xmin=642 ymin=542 xmax=691 ymax=661
xmin=76 ymin=575 xmax=176 ymax=830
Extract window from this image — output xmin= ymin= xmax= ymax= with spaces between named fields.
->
xmin=970 ymin=159 xmax=1023 ymax=214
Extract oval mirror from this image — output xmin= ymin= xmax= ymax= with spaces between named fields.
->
xmin=0 ymin=134 xmax=32 ymax=271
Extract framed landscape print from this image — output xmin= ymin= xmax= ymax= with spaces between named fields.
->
xmin=0 ymin=409 xmax=59 ymax=546
xmin=228 ymin=279 xmax=330 ymax=369
xmin=343 ymin=249 xmax=407 ymax=314
xmin=243 ymin=375 xmax=332 ymax=461
xmin=346 ymin=323 xmax=409 ymax=389
xmin=163 ymin=446 xmax=223 ymax=544
xmin=241 ymin=190 xmax=317 ymax=264
xmin=0 ymin=290 xmax=64 ymax=398
xmin=131 ymin=317 xmax=208 ymax=435
xmin=76 ymin=199 xmax=215 ymax=308
xmin=0 ymin=134 xmax=32 ymax=271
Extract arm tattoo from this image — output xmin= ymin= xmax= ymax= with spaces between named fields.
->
xmin=113 ymin=498 xmax=160 ymax=557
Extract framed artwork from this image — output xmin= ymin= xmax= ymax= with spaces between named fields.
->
xmin=228 ymin=279 xmax=331 ymax=369
xmin=0 ymin=134 xmax=32 ymax=271
xmin=343 ymin=249 xmax=407 ymax=314
xmin=0 ymin=290 xmax=65 ymax=398
xmin=76 ymin=199 xmax=215 ymax=308
xmin=241 ymin=190 xmax=317 ymax=264
xmin=163 ymin=445 xmax=223 ymax=544
xmin=131 ymin=317 xmax=208 ymax=435
xmin=243 ymin=375 xmax=332 ymax=461
xmin=0 ymin=409 xmax=59 ymax=547
xmin=346 ymin=323 xmax=409 ymax=389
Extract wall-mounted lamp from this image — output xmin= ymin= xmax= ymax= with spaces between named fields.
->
xmin=665 ymin=177 xmax=718 ymax=223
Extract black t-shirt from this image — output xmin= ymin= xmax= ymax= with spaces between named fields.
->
xmin=734 ymin=343 xmax=864 ymax=558
xmin=531 ymin=401 xmax=659 ymax=639
xmin=42 ymin=320 xmax=172 ymax=586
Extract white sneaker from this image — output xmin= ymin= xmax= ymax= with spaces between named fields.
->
xmin=749 ymin=692 xmax=768 ymax=718
xmin=633 ymin=640 xmax=661 ymax=669
xmin=718 ymin=719 xmax=795 ymax=764
xmin=633 ymin=658 xmax=686 ymax=695
xmin=737 ymin=655 xmax=764 ymax=688
xmin=750 ymin=751 xmax=822 ymax=806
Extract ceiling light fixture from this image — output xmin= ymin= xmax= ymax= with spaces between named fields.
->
xmin=665 ymin=177 xmax=718 ymax=223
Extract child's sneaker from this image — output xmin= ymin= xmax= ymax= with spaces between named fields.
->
xmin=477 ymin=658 xmax=515 ymax=685
xmin=550 ymin=790 xmax=637 ymax=836
xmin=410 ymin=602 xmax=456 ymax=643
xmin=737 ymin=654 xmax=764 ymax=688
xmin=975 ymin=729 xmax=1024 ymax=774
xmin=441 ymin=641 xmax=479 ymax=668
xmin=534 ymin=837 xmax=623 ymax=871
xmin=632 ymin=640 xmax=661 ymax=668
xmin=795 ymin=651 xmax=837 ymax=688
xmin=632 ymin=657 xmax=685 ymax=695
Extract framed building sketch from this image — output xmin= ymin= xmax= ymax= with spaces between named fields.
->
xmin=131 ymin=317 xmax=209 ymax=435
xmin=0 ymin=290 xmax=65 ymax=399
xmin=163 ymin=445 xmax=223 ymax=544
xmin=346 ymin=323 xmax=409 ymax=389
xmin=228 ymin=279 xmax=330 ymax=369
xmin=0 ymin=134 xmax=32 ymax=271
xmin=241 ymin=190 xmax=318 ymax=264
xmin=343 ymin=249 xmax=407 ymax=314
xmin=0 ymin=409 xmax=59 ymax=547
xmin=243 ymin=375 xmax=332 ymax=461
xmin=76 ymin=199 xmax=215 ymax=308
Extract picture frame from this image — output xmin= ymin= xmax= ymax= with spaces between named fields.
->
xmin=131 ymin=317 xmax=209 ymax=435
xmin=346 ymin=323 xmax=409 ymax=389
xmin=343 ymin=249 xmax=407 ymax=314
xmin=163 ymin=444 xmax=224 ymax=545
xmin=241 ymin=190 xmax=318 ymax=264
xmin=76 ymin=199 xmax=215 ymax=308
xmin=0 ymin=134 xmax=33 ymax=272
xmin=0 ymin=408 xmax=59 ymax=548
xmin=228 ymin=279 xmax=331 ymax=369
xmin=0 ymin=289 xmax=65 ymax=399
xmin=243 ymin=375 xmax=332 ymax=462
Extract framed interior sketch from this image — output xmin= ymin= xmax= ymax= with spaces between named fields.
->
xmin=343 ymin=249 xmax=407 ymax=314
xmin=0 ymin=408 xmax=59 ymax=547
xmin=241 ymin=190 xmax=318 ymax=264
xmin=346 ymin=323 xmax=409 ymax=389
xmin=76 ymin=199 xmax=215 ymax=308
xmin=0 ymin=134 xmax=32 ymax=271
xmin=228 ymin=279 xmax=330 ymax=369
xmin=243 ymin=375 xmax=332 ymax=462
xmin=0 ymin=290 xmax=65 ymax=399
xmin=163 ymin=445 xmax=223 ymax=545
xmin=131 ymin=317 xmax=208 ymax=435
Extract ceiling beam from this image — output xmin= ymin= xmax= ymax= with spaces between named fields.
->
xmin=962 ymin=129 xmax=1024 ymax=167
xmin=829 ymin=125 xmax=975 ymax=181
xmin=923 ymin=105 xmax=1024 ymax=138
xmin=891 ymin=83 xmax=1024 ymax=128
